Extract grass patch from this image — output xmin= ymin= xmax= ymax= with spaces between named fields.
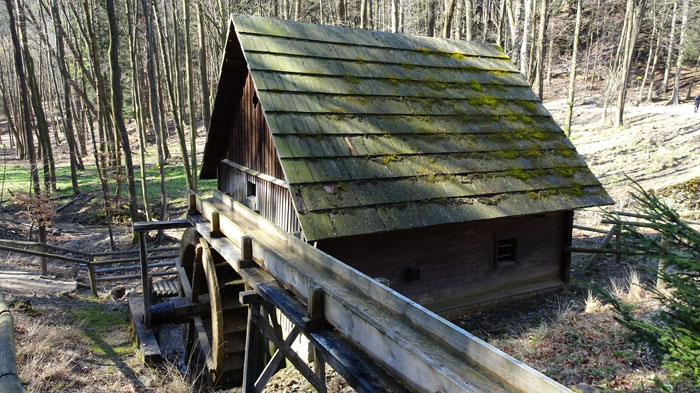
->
xmin=1 ymin=162 xmax=215 ymax=208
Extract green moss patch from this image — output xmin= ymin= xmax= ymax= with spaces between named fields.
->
xmin=469 ymin=94 xmax=499 ymax=108
xmin=341 ymin=73 xmax=360 ymax=84
xmin=469 ymin=79 xmax=483 ymax=91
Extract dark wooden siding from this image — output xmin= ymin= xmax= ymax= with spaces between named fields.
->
xmin=225 ymin=72 xmax=285 ymax=178
xmin=317 ymin=211 xmax=571 ymax=317
xmin=218 ymin=71 xmax=300 ymax=234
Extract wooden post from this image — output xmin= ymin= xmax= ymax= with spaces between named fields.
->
xmin=38 ymin=225 xmax=47 ymax=276
xmin=241 ymin=291 xmax=261 ymax=393
xmin=239 ymin=235 xmax=255 ymax=268
xmin=138 ymin=230 xmax=151 ymax=327
xmin=583 ymin=224 xmax=618 ymax=272
xmin=614 ymin=221 xmax=623 ymax=264
xmin=87 ymin=263 xmax=98 ymax=296
xmin=188 ymin=192 xmax=198 ymax=215
xmin=210 ymin=212 xmax=223 ymax=237
xmin=307 ymin=285 xmax=327 ymax=392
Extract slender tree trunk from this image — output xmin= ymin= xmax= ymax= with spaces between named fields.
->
xmin=638 ymin=22 xmax=657 ymax=102
xmin=18 ymin=0 xmax=55 ymax=193
xmin=51 ymin=0 xmax=80 ymax=195
xmin=443 ymin=0 xmax=458 ymax=38
xmin=196 ymin=2 xmax=211 ymax=130
xmin=5 ymin=0 xmax=45 ymax=273
xmin=564 ymin=0 xmax=582 ymax=135
xmin=661 ymin=0 xmax=677 ymax=95
xmin=124 ymin=0 xmax=151 ymax=221
xmin=496 ymin=0 xmax=506 ymax=46
xmin=668 ymin=0 xmax=689 ymax=105
xmin=183 ymin=0 xmax=198 ymax=192
xmin=465 ymin=0 xmax=473 ymax=40
xmin=427 ymin=0 xmax=437 ymax=36
xmin=533 ymin=0 xmax=547 ymax=98
xmin=106 ymin=0 xmax=139 ymax=226
xmin=615 ymin=0 xmax=647 ymax=127
xmin=154 ymin=0 xmax=193 ymax=190
xmin=520 ymin=0 xmax=532 ymax=75
xmin=391 ymin=0 xmax=399 ymax=32
xmin=141 ymin=0 xmax=167 ymax=223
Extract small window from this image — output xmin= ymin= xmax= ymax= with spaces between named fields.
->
xmin=246 ymin=181 xmax=256 ymax=197
xmin=495 ymin=238 xmax=517 ymax=267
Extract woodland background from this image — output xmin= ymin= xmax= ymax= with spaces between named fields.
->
xmin=0 ymin=0 xmax=698 ymax=236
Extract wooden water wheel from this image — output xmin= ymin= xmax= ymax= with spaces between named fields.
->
xmin=178 ymin=228 xmax=248 ymax=387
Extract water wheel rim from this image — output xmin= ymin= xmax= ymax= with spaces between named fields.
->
xmin=199 ymin=238 xmax=225 ymax=377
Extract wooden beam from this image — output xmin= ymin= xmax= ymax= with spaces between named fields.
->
xmin=191 ymin=193 xmax=572 ymax=393
xmin=220 ymin=159 xmax=289 ymax=189
xmin=127 ymin=297 xmax=163 ymax=365
xmin=133 ymin=219 xmax=191 ymax=232
xmin=254 ymin=326 xmax=301 ymax=393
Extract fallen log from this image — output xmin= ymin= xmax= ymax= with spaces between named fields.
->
xmin=0 ymin=293 xmax=22 ymax=393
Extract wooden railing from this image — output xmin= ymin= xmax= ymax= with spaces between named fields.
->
xmin=0 ymin=238 xmax=180 ymax=296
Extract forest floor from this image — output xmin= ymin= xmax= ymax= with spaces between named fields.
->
xmin=2 ymin=97 xmax=700 ymax=392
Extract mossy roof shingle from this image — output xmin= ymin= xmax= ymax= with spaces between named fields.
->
xmin=206 ymin=14 xmax=613 ymax=241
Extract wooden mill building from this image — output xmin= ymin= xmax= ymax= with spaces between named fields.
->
xmin=200 ymin=15 xmax=613 ymax=316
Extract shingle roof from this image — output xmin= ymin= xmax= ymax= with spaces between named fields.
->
xmin=206 ymin=14 xmax=613 ymax=241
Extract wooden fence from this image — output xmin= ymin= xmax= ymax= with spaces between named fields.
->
xmin=0 ymin=239 xmax=179 ymax=296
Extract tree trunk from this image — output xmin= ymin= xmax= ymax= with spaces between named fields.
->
xmin=154 ymin=0 xmax=193 ymax=190
xmin=637 ymin=21 xmax=657 ymax=102
xmin=520 ymin=0 xmax=532 ymax=75
xmin=615 ymin=0 xmax=647 ymax=127
xmin=427 ymin=0 xmax=437 ymax=36
xmin=50 ymin=0 xmax=80 ymax=195
xmin=391 ymin=0 xmax=399 ymax=32
xmin=564 ymin=0 xmax=581 ymax=135
xmin=668 ymin=0 xmax=689 ymax=105
xmin=18 ymin=0 xmax=55 ymax=193
xmin=465 ymin=0 xmax=473 ymax=40
xmin=533 ymin=0 xmax=547 ymax=98
xmin=197 ymin=2 xmax=212 ymax=130
xmin=4 ymin=0 xmax=45 ymax=272
xmin=183 ymin=0 xmax=198 ymax=192
xmin=443 ymin=0 xmax=458 ymax=38
xmin=141 ymin=0 xmax=168 ymax=223
xmin=106 ymin=0 xmax=139 ymax=225
xmin=661 ymin=0 xmax=677 ymax=95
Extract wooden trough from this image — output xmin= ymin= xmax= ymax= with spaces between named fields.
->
xmin=129 ymin=190 xmax=573 ymax=393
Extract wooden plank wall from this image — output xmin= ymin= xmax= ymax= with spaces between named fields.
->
xmin=219 ymin=71 xmax=300 ymax=234
xmin=317 ymin=211 xmax=570 ymax=317
xmin=218 ymin=163 xmax=301 ymax=234
xmin=225 ymin=72 xmax=284 ymax=179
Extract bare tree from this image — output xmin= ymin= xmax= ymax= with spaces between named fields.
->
xmin=564 ymin=0 xmax=582 ymax=135
xmin=668 ymin=0 xmax=689 ymax=105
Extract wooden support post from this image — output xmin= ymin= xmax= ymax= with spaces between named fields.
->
xmin=583 ymin=224 xmax=617 ymax=272
xmin=138 ymin=231 xmax=151 ymax=327
xmin=254 ymin=326 xmax=301 ymax=392
xmin=210 ymin=212 xmax=223 ymax=237
xmin=306 ymin=285 xmax=327 ymax=391
xmin=87 ymin=263 xmax=98 ymax=296
xmin=242 ymin=292 xmax=262 ymax=393
xmin=614 ymin=222 xmax=623 ymax=264
xmin=239 ymin=235 xmax=255 ymax=268
xmin=188 ymin=193 xmax=198 ymax=215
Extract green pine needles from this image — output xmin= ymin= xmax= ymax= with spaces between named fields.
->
xmin=599 ymin=182 xmax=700 ymax=390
